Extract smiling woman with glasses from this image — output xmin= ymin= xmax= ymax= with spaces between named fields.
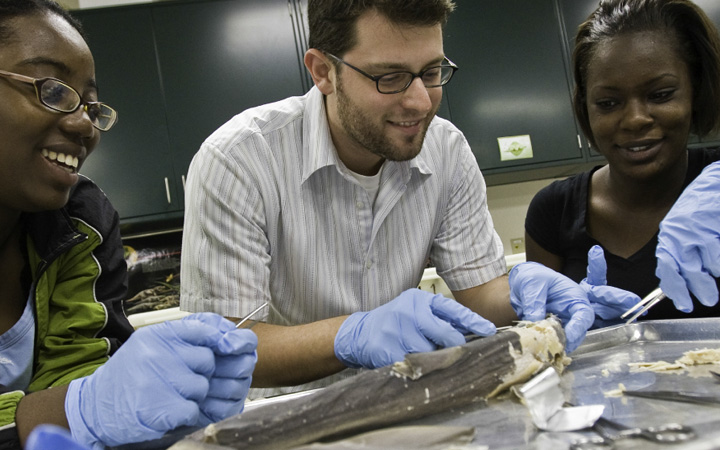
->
xmin=0 ymin=1 xmax=259 ymax=450
xmin=0 ymin=69 xmax=117 ymax=131
xmin=324 ymin=52 xmax=458 ymax=94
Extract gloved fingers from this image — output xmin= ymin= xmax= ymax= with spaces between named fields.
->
xmin=413 ymin=302 xmax=467 ymax=348
xmin=106 ymin=329 xmax=215 ymax=379
xmin=586 ymin=245 xmax=607 ymax=286
xmin=156 ymin=337 xmax=217 ymax=378
xmin=213 ymin=351 xmax=258 ymax=378
xmin=692 ymin=222 xmax=720 ymax=276
xmin=160 ymin=318 xmax=227 ymax=349
xmin=564 ymin=296 xmax=595 ymax=326
xmin=586 ymin=285 xmax=641 ymax=320
xmin=657 ymin=251 xmax=694 ymax=313
xmin=561 ymin=300 xmax=594 ymax=353
xmin=137 ymin=397 xmax=202 ymax=432
xmin=27 ymin=425 xmax=93 ymax=450
xmin=199 ymin=397 xmax=246 ymax=423
xmin=214 ymin=329 xmax=259 ymax=355
xmin=206 ymin=376 xmax=253 ymax=400
xmin=429 ymin=296 xmax=497 ymax=336
xmin=508 ymin=263 xmax=550 ymax=321
xmin=564 ymin=319 xmax=589 ymax=353
xmin=165 ymin=370 xmax=212 ymax=403
xmin=121 ymin=350 xmax=211 ymax=402
xmin=183 ymin=312 xmax=237 ymax=333
xmin=683 ymin=268 xmax=720 ymax=307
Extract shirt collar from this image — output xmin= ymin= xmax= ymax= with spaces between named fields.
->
xmin=301 ymin=86 xmax=433 ymax=184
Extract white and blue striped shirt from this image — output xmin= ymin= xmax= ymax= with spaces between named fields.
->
xmin=180 ymin=86 xmax=505 ymax=394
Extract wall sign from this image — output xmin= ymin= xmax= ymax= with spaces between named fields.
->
xmin=498 ymin=134 xmax=534 ymax=161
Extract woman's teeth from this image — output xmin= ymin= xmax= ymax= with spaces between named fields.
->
xmin=627 ymin=144 xmax=652 ymax=152
xmin=42 ymin=149 xmax=79 ymax=172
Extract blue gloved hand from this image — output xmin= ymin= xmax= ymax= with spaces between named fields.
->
xmin=509 ymin=262 xmax=595 ymax=353
xmin=335 ymin=288 xmax=496 ymax=369
xmin=182 ymin=313 xmax=258 ymax=422
xmin=65 ymin=313 xmax=258 ymax=449
xmin=657 ymin=161 xmax=720 ymax=312
xmin=580 ymin=245 xmax=642 ymax=328
xmin=27 ymin=425 xmax=91 ymax=450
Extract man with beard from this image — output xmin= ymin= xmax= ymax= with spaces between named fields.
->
xmin=181 ymin=0 xmax=599 ymax=399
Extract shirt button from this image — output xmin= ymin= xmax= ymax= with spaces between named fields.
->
xmin=356 ymin=201 xmax=364 ymax=208
xmin=366 ymin=260 xmax=373 ymax=269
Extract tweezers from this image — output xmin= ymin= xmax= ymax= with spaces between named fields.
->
xmin=624 ymin=390 xmax=720 ymax=406
xmin=235 ymin=301 xmax=269 ymax=328
xmin=620 ymin=287 xmax=667 ymax=324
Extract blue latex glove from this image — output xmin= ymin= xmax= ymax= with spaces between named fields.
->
xmin=657 ymin=161 xmax=720 ymax=312
xmin=508 ymin=262 xmax=595 ymax=353
xmin=27 ymin=425 xmax=91 ymax=450
xmin=335 ymin=288 xmax=497 ymax=369
xmin=181 ymin=313 xmax=258 ymax=422
xmin=65 ymin=313 xmax=257 ymax=449
xmin=580 ymin=245 xmax=642 ymax=328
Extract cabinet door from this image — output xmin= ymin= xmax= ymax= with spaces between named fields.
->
xmin=152 ymin=0 xmax=307 ymax=207
xmin=442 ymin=0 xmax=583 ymax=173
xmin=75 ymin=7 xmax=181 ymax=220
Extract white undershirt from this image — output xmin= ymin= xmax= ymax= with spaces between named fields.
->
xmin=348 ymin=163 xmax=385 ymax=207
xmin=0 ymin=296 xmax=35 ymax=390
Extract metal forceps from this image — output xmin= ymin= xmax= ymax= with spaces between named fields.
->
xmin=621 ymin=287 xmax=667 ymax=324
xmin=570 ymin=415 xmax=696 ymax=449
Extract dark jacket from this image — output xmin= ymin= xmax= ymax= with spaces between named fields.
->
xmin=0 ymin=175 xmax=134 ymax=449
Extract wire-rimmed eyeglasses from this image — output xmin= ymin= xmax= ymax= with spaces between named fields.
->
xmin=0 ymin=69 xmax=118 ymax=131
xmin=325 ymin=53 xmax=458 ymax=94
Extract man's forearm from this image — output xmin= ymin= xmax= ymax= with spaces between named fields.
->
xmin=247 ymin=317 xmax=349 ymax=387
xmin=452 ymin=275 xmax=518 ymax=327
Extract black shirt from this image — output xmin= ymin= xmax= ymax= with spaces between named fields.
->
xmin=525 ymin=147 xmax=720 ymax=320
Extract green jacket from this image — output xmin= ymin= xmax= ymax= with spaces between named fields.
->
xmin=0 ymin=176 xmax=134 ymax=449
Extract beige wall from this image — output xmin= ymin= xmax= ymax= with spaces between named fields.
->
xmin=61 ymin=0 xmax=175 ymax=8
xmin=486 ymin=178 xmax=558 ymax=256
xmin=56 ymin=0 xmax=79 ymax=9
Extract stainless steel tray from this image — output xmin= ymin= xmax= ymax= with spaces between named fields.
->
xmin=119 ymin=318 xmax=720 ymax=449
xmin=404 ymin=318 xmax=720 ymax=449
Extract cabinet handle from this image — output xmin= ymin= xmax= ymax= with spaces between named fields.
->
xmin=181 ymin=174 xmax=186 ymax=192
xmin=164 ymin=177 xmax=172 ymax=204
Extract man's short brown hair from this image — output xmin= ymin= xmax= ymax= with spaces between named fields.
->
xmin=308 ymin=0 xmax=455 ymax=57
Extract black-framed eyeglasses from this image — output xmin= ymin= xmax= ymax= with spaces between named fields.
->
xmin=0 ymin=69 xmax=118 ymax=131
xmin=325 ymin=53 xmax=458 ymax=94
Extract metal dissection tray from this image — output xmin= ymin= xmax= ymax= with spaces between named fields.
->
xmin=405 ymin=318 xmax=720 ymax=449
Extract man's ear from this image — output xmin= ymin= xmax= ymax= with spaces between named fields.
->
xmin=304 ymin=49 xmax=335 ymax=95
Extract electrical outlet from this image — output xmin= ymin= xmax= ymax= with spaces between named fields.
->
xmin=510 ymin=237 xmax=525 ymax=254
